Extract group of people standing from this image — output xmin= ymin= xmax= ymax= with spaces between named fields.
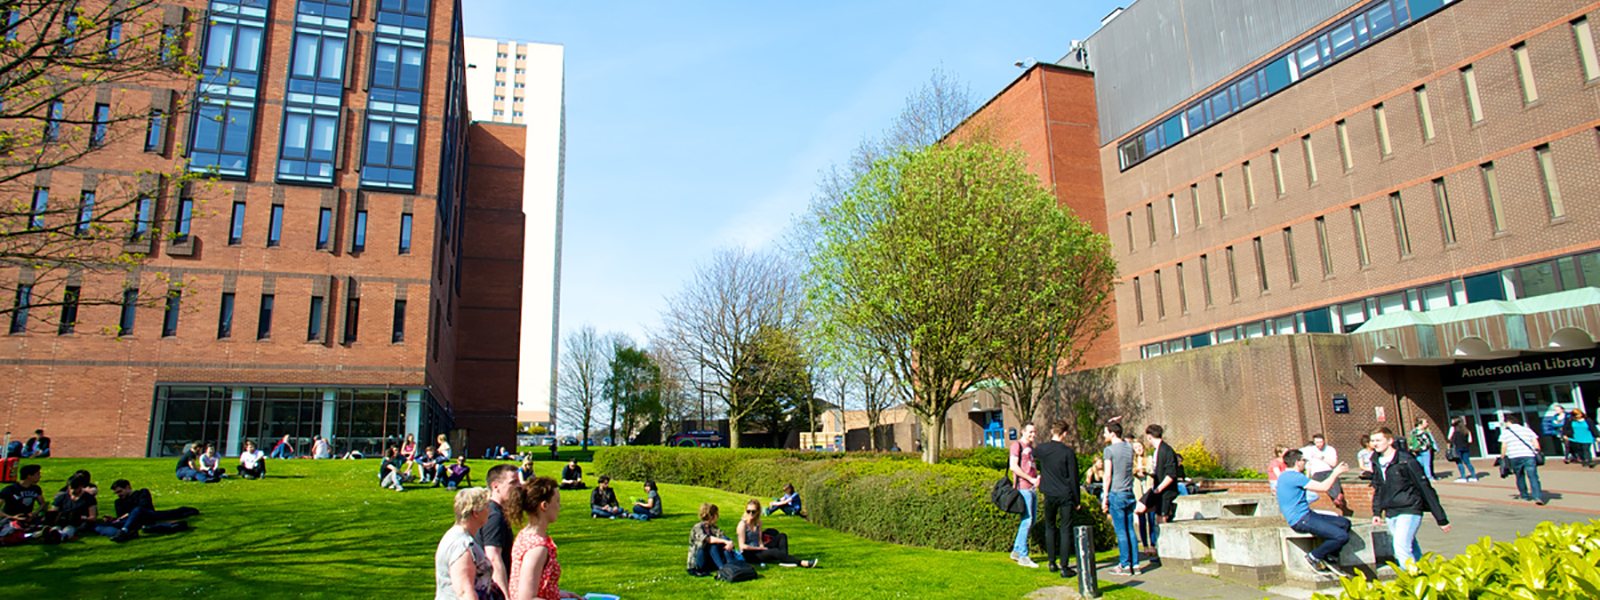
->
xmin=436 ymin=466 xmax=584 ymax=600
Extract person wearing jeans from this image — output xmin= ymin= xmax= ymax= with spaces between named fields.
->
xmin=1099 ymin=421 xmax=1140 ymax=575
xmin=1275 ymin=449 xmax=1353 ymax=573
xmin=1498 ymin=414 xmax=1545 ymax=504
xmin=1409 ymin=419 xmax=1439 ymax=481
xmin=1447 ymin=417 xmax=1478 ymax=481
xmin=1008 ymin=424 xmax=1040 ymax=568
xmin=1370 ymin=427 xmax=1451 ymax=570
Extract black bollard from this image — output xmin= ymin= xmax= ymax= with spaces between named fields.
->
xmin=1074 ymin=525 xmax=1101 ymax=598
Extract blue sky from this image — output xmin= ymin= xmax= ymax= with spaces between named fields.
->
xmin=463 ymin=1 xmax=1118 ymax=344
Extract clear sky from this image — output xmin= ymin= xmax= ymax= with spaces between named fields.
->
xmin=462 ymin=0 xmax=1118 ymax=345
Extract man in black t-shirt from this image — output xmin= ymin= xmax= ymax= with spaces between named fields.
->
xmin=1034 ymin=420 xmax=1081 ymax=578
xmin=1 ymin=464 xmax=46 ymax=522
xmin=48 ymin=473 xmax=97 ymax=538
xmin=559 ymin=458 xmax=585 ymax=489
xmin=476 ymin=464 xmax=521 ymax=597
xmin=1143 ymin=424 xmax=1182 ymax=565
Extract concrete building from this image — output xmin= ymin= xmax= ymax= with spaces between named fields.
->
xmin=461 ymin=37 xmax=564 ymax=434
xmin=0 ymin=0 xmax=522 ymax=456
xmin=950 ymin=0 xmax=1600 ymax=464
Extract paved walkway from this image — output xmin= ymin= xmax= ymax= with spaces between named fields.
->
xmin=1028 ymin=458 xmax=1598 ymax=600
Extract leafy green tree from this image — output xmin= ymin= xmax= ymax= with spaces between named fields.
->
xmin=604 ymin=342 xmax=663 ymax=446
xmin=740 ymin=325 xmax=820 ymax=447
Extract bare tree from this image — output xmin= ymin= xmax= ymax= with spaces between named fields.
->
xmin=646 ymin=338 xmax=695 ymax=440
xmin=1047 ymin=366 xmax=1145 ymax=453
xmin=853 ymin=352 xmax=893 ymax=451
xmin=557 ymin=325 xmax=608 ymax=450
xmin=658 ymin=247 xmax=803 ymax=448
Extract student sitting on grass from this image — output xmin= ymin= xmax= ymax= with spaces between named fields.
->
xmin=198 ymin=444 xmax=229 ymax=480
xmin=238 ymin=440 xmax=267 ymax=480
xmin=738 ymin=499 xmax=816 ymax=567
xmin=312 ymin=435 xmax=332 ymax=459
xmin=270 ymin=434 xmax=295 ymax=459
xmin=380 ymin=446 xmax=406 ymax=491
xmin=434 ymin=487 xmax=498 ymax=600
xmin=400 ymin=434 xmax=420 ymax=481
xmin=176 ymin=443 xmax=221 ymax=483
xmin=418 ymin=446 xmax=442 ymax=484
xmin=687 ymin=503 xmax=745 ymax=574
xmin=590 ymin=476 xmax=624 ymax=519
xmin=443 ymin=456 xmax=472 ymax=491
xmin=509 ymin=476 xmax=584 ymax=600
xmin=95 ymin=479 xmax=198 ymax=542
xmin=766 ymin=483 xmax=801 ymax=516
xmin=1 ymin=464 xmax=46 ymax=523
xmin=518 ymin=456 xmax=537 ymax=483
xmin=631 ymin=480 xmax=663 ymax=521
xmin=559 ymin=459 xmax=585 ymax=490
xmin=46 ymin=472 xmax=98 ymax=539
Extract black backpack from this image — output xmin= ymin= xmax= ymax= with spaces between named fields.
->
xmin=716 ymin=561 xmax=758 ymax=583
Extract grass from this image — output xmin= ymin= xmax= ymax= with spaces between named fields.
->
xmin=3 ymin=457 xmax=1166 ymax=599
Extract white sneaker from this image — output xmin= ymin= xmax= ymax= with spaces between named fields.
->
xmin=1018 ymin=556 xmax=1040 ymax=568
xmin=1453 ymin=478 xmax=1466 ymax=483
xmin=1009 ymin=551 xmax=1022 ymax=561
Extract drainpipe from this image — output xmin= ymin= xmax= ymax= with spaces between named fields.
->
xmin=1308 ymin=337 xmax=1328 ymax=442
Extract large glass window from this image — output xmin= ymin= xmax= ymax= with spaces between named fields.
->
xmin=277 ymin=0 xmax=351 ymax=184
xmin=361 ymin=0 xmax=428 ymax=190
xmin=148 ymin=385 xmax=448 ymax=458
xmin=189 ymin=0 xmax=269 ymax=178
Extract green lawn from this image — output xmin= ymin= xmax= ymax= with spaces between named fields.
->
xmin=2 ymin=458 xmax=1164 ymax=599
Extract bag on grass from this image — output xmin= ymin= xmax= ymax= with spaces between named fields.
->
xmin=716 ymin=561 xmax=758 ymax=583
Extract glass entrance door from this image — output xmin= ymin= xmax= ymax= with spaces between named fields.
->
xmin=1447 ymin=383 xmax=1581 ymax=457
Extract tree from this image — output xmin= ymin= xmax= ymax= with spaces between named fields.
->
xmin=557 ymin=325 xmax=608 ymax=450
xmin=1049 ymin=366 xmax=1144 ymax=453
xmin=603 ymin=341 xmax=663 ymax=446
xmin=851 ymin=350 xmax=893 ymax=451
xmin=658 ymin=247 xmax=803 ymax=448
xmin=740 ymin=325 xmax=819 ymax=448
xmin=809 ymin=142 xmax=1107 ymax=463
xmin=2 ymin=0 xmax=207 ymax=330
xmin=646 ymin=338 xmax=695 ymax=440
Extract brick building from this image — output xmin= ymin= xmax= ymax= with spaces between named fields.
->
xmin=0 ymin=0 xmax=524 ymax=457
xmin=938 ymin=0 xmax=1600 ymax=464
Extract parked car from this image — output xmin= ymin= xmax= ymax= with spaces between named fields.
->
xmin=561 ymin=436 xmax=578 ymax=446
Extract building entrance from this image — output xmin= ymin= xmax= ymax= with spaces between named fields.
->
xmin=1441 ymin=349 xmax=1599 ymax=458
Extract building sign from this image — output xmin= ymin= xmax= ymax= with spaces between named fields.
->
xmin=1375 ymin=406 xmax=1386 ymax=422
xmin=1332 ymin=394 xmax=1349 ymax=414
xmin=1440 ymin=347 xmax=1600 ymax=387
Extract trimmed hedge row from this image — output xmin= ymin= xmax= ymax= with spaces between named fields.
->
xmin=593 ymin=446 xmax=1115 ymax=552
xmin=1319 ymin=519 xmax=1600 ymax=599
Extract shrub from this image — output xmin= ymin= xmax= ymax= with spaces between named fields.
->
xmin=940 ymin=446 xmax=1008 ymax=471
xmin=1317 ymin=520 xmax=1600 ymax=600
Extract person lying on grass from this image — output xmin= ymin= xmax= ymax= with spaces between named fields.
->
xmin=434 ymin=487 xmax=500 ymax=600
xmin=687 ymin=503 xmax=744 ymax=574
xmin=509 ymin=476 xmax=583 ymax=600
xmin=766 ymin=483 xmax=801 ymax=516
xmin=94 ymin=479 xmax=198 ymax=542
xmin=737 ymin=498 xmax=816 ymax=568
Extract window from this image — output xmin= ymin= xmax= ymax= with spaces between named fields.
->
xmin=353 ymin=210 xmax=368 ymax=252
xmin=1200 ymin=254 xmax=1213 ymax=307
xmin=257 ymin=294 xmax=274 ymax=339
xmin=146 ymin=111 xmax=165 ymax=152
xmin=1390 ymin=193 xmax=1411 ymax=257
xmin=1154 ymin=271 xmax=1165 ymax=318
xmin=278 ymin=110 xmax=339 ymax=183
xmin=1253 ymin=237 xmax=1269 ymax=292
xmin=514 ymin=82 xmax=525 ymax=89
xmin=1512 ymin=43 xmax=1538 ymax=103
xmin=391 ymin=299 xmax=406 ymax=342
xmin=133 ymin=197 xmax=153 ymax=241
xmin=1242 ymin=161 xmax=1256 ymax=207
xmin=1177 ymin=263 xmax=1188 ymax=313
xmin=46 ymin=100 xmax=63 ymax=142
xmin=9 ymin=285 xmax=31 ymax=334
xmin=1576 ymin=18 xmax=1600 ymax=81
xmin=58 ymin=286 xmax=79 ymax=335
xmin=176 ymin=197 xmax=193 ymax=242
xmin=1482 ymin=162 xmax=1505 ymax=233
xmin=494 ymin=95 xmax=505 ymax=102
xmin=343 ymin=297 xmax=360 ymax=343
xmin=1337 ymin=120 xmax=1353 ymax=170
xmin=118 ymin=288 xmax=138 ymax=336
xmin=1124 ymin=212 xmax=1134 ymax=253
xmin=267 ymin=204 xmax=284 ymax=247
xmin=317 ymin=207 xmax=332 ymax=250
xmin=1189 ymin=184 xmax=1201 ymax=228
xmin=106 ymin=20 xmax=122 ymax=57
xmin=228 ymin=202 xmax=246 ymax=245
xmin=1283 ymin=227 xmax=1299 ymax=285
xmin=512 ymin=111 xmax=522 ymax=118
xmin=399 ymin=213 xmax=413 ymax=253
xmin=29 ymin=188 xmax=47 ymax=229
xmin=1301 ymin=135 xmax=1317 ymax=184
xmin=278 ymin=12 xmax=349 ymax=185
xmin=360 ymin=116 xmax=420 ymax=189
xmin=190 ymin=103 xmax=257 ymax=178
xmin=1415 ymin=86 xmax=1435 ymax=141
xmin=1535 ymin=145 xmax=1564 ymax=218
xmin=1352 ymin=205 xmax=1370 ymax=267
xmin=1271 ymin=148 xmax=1285 ymax=195
xmin=1433 ymin=179 xmax=1456 ymax=245
xmin=1225 ymin=246 xmax=1239 ymax=299
xmin=190 ymin=1 xmax=268 ymax=178
xmin=1215 ymin=173 xmax=1228 ymax=217
xmin=217 ymin=292 xmax=235 ymax=339
xmin=91 ymin=104 xmax=110 ymax=147
xmin=76 ymin=192 xmax=94 ymax=236
xmin=1373 ymin=103 xmax=1391 ymax=157
xmin=1144 ymin=203 xmax=1155 ymax=246
xmin=162 ymin=289 xmax=180 ymax=337
xmin=308 ymin=296 xmax=325 ymax=341
xmin=1133 ymin=277 xmax=1144 ymax=323
xmin=1315 ymin=216 xmax=1333 ymax=276
xmin=362 ymin=0 xmax=428 ymax=192
xmin=1462 ymin=65 xmax=1484 ymax=123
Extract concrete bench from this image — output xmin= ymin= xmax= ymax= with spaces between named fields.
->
xmin=1279 ymin=522 xmax=1396 ymax=587
xmin=1172 ymin=493 xmax=1278 ymax=521
xmin=1158 ymin=515 xmax=1396 ymax=587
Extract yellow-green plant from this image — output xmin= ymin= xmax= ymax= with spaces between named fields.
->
xmin=1317 ymin=520 xmax=1600 ymax=599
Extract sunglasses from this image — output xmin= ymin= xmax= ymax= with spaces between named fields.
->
xmin=746 ymin=509 xmax=758 ymax=513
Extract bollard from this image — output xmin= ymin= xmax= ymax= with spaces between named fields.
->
xmin=1074 ymin=525 xmax=1101 ymax=599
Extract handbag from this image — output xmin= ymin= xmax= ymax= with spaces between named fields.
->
xmin=991 ymin=476 xmax=1025 ymax=514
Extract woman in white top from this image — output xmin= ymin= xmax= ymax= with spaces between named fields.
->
xmin=435 ymin=487 xmax=498 ymax=600
xmin=1130 ymin=437 xmax=1155 ymax=555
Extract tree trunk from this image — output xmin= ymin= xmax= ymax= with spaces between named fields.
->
xmin=919 ymin=411 xmax=943 ymax=464
xmin=729 ymin=413 xmax=742 ymax=449
xmin=866 ymin=413 xmax=881 ymax=451
xmin=581 ymin=415 xmax=591 ymax=450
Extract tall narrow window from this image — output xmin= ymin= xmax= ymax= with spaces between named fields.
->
xmin=1215 ymin=173 xmax=1229 ymax=217
xmin=1482 ymin=162 xmax=1506 ymax=233
xmin=1373 ymin=104 xmax=1392 ymax=157
xmin=256 ymin=294 xmax=274 ymax=339
xmin=391 ymin=299 xmax=407 ymax=342
xmin=1283 ymin=227 xmax=1299 ymax=285
xmin=1124 ymin=212 xmax=1134 ymax=253
xmin=1176 ymin=263 xmax=1188 ymax=313
xmin=1200 ymin=254 xmax=1214 ymax=307
xmin=106 ymin=19 xmax=122 ymax=57
xmin=1133 ymin=277 xmax=1144 ymax=323
xmin=1225 ymin=246 xmax=1239 ymax=299
xmin=1271 ymin=149 xmax=1285 ymax=196
xmin=1433 ymin=178 xmax=1456 ymax=245
xmin=229 ymin=201 xmax=245 ymax=245
xmin=217 ymin=292 xmax=235 ymax=339
xmin=1390 ymin=193 xmax=1411 ymax=257
xmin=132 ymin=197 xmax=152 ymax=241
xmin=1337 ymin=120 xmax=1353 ymax=170
xmin=1301 ymin=135 xmax=1318 ymax=185
xmin=308 ymin=295 xmax=325 ymax=341
xmin=118 ymin=288 xmax=137 ymax=336
xmin=175 ymin=198 xmax=193 ymax=242
xmin=1352 ymin=205 xmax=1371 ymax=267
xmin=91 ymin=104 xmax=110 ymax=147
xmin=399 ymin=213 xmax=413 ymax=253
xmin=58 ymin=286 xmax=79 ymax=335
xmin=29 ymin=188 xmax=47 ymax=229
xmin=1576 ymin=18 xmax=1600 ymax=81
xmin=162 ymin=289 xmax=180 ymax=337
xmin=75 ymin=191 xmax=94 ymax=236
xmin=353 ymin=210 xmax=368 ymax=252
xmin=1144 ymin=203 xmax=1156 ymax=246
xmin=46 ymin=100 xmax=63 ymax=142
xmin=317 ymin=207 xmax=333 ymax=250
xmin=146 ymin=110 xmax=165 ymax=152
xmin=1153 ymin=271 xmax=1165 ymax=319
xmin=1315 ymin=216 xmax=1334 ymax=276
xmin=9 ymin=284 xmax=32 ymax=334
xmin=1534 ymin=145 xmax=1564 ymax=218
xmin=1253 ymin=237 xmax=1269 ymax=292
xmin=1414 ymin=86 xmax=1435 ymax=141
xmin=1189 ymin=184 xmax=1202 ymax=228
xmin=1242 ymin=161 xmax=1256 ymax=207
xmin=1462 ymin=65 xmax=1484 ymax=123
xmin=343 ymin=297 xmax=361 ymax=343
xmin=267 ymin=204 xmax=284 ymax=247
xmin=1512 ymin=43 xmax=1538 ymax=103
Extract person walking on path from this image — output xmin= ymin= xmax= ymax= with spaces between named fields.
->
xmin=1008 ymin=423 xmax=1041 ymax=568
xmin=1566 ymin=410 xmax=1596 ymax=468
xmin=1034 ymin=420 xmax=1081 ymax=579
xmin=1141 ymin=424 xmax=1180 ymax=566
xmin=1100 ymin=421 xmax=1139 ymax=576
xmin=1275 ymin=448 xmax=1353 ymax=574
xmin=1299 ymin=435 xmax=1348 ymax=513
xmin=1498 ymin=414 xmax=1545 ymax=505
xmin=1447 ymin=417 xmax=1478 ymax=482
xmin=1408 ymin=419 xmax=1440 ymax=481
xmin=1370 ymin=427 xmax=1451 ymax=571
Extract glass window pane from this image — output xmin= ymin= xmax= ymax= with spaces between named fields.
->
xmin=1421 ymin=284 xmax=1451 ymax=310
xmin=235 ymin=26 xmax=262 ymax=71
xmin=365 ymin=121 xmax=390 ymax=164
xmin=399 ymin=47 xmax=423 ymax=89
xmin=392 ymin=123 xmax=416 ymax=167
xmin=1577 ymin=253 xmax=1600 ymax=288
xmin=206 ymin=24 xmax=234 ymax=68
xmin=194 ymin=106 xmax=224 ymax=151
xmin=223 ymin=107 xmax=253 ymax=154
xmin=1368 ymin=3 xmax=1395 ymax=36
xmin=1296 ymin=43 xmax=1321 ymax=73
xmin=283 ymin=113 xmax=310 ymax=154
xmin=321 ymin=37 xmax=346 ymax=80
xmin=293 ymin=34 xmax=318 ymax=77
xmin=374 ymin=44 xmax=398 ymax=85
xmin=1378 ymin=293 xmax=1407 ymax=314
xmin=1330 ymin=23 xmax=1356 ymax=56
xmin=1519 ymin=262 xmax=1559 ymax=297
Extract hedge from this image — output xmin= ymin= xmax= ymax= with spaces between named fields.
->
xmin=593 ymin=446 xmax=1115 ymax=552
xmin=1318 ymin=519 xmax=1600 ymax=599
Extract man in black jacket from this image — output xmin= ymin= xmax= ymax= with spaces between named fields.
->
xmin=95 ymin=479 xmax=199 ymax=541
xmin=1369 ymin=427 xmax=1450 ymax=571
xmin=1034 ymin=420 xmax=1081 ymax=578
xmin=1142 ymin=424 xmax=1181 ymax=565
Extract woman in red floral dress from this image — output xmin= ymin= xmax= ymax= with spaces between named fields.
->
xmin=509 ymin=476 xmax=583 ymax=600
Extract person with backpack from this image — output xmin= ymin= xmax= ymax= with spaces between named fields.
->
xmin=1408 ymin=418 xmax=1440 ymax=481
xmin=1007 ymin=423 xmax=1040 ymax=568
xmin=686 ymin=503 xmax=745 ymax=575
xmin=1370 ymin=426 xmax=1451 ymax=570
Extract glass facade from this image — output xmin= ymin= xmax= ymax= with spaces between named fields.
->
xmin=360 ymin=0 xmax=429 ymax=190
xmin=277 ymin=0 xmax=351 ymax=184
xmin=147 ymin=384 xmax=449 ymax=458
xmin=189 ymin=0 xmax=269 ymax=178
